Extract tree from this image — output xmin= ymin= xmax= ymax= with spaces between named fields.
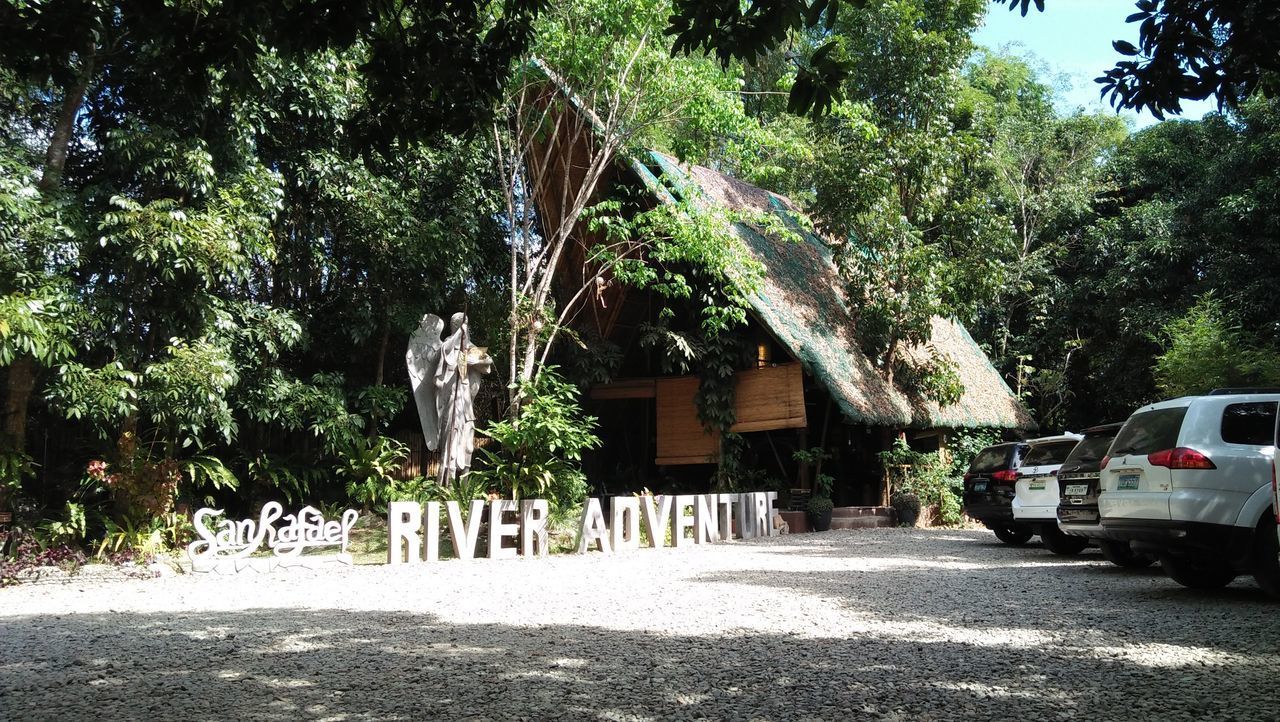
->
xmin=492 ymin=0 xmax=766 ymax=400
xmin=987 ymin=95 xmax=1280 ymax=428
xmin=955 ymin=51 xmax=1126 ymax=426
xmin=0 ymin=0 xmax=544 ymax=494
xmin=807 ymin=0 xmax=1000 ymax=398
xmin=1154 ymin=294 xmax=1280 ymax=397
xmin=666 ymin=0 xmax=1280 ymax=121
xmin=0 ymin=8 xmax=515 ymax=516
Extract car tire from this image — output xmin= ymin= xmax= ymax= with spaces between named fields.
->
xmin=1039 ymin=525 xmax=1089 ymax=555
xmin=992 ymin=525 xmax=1033 ymax=545
xmin=1161 ymin=554 xmax=1237 ymax=589
xmin=1250 ymin=512 xmax=1280 ymax=600
xmin=1099 ymin=539 xmax=1156 ymax=568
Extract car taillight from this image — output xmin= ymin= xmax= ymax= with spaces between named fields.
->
xmin=963 ymin=472 xmax=973 ymax=482
xmin=991 ymin=469 xmax=1019 ymax=483
xmin=1147 ymin=447 xmax=1216 ymax=470
xmin=1099 ymin=455 xmax=1110 ymax=470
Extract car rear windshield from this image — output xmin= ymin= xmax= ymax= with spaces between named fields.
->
xmin=1110 ymin=407 xmax=1188 ymax=456
xmin=1060 ymin=434 xmax=1115 ymax=472
xmin=1021 ymin=440 xmax=1079 ymax=467
xmin=968 ymin=445 xmax=1013 ymax=473
xmin=1220 ymin=401 xmax=1278 ymax=446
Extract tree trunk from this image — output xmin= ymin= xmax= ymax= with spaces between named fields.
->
xmin=1 ymin=358 xmax=36 ymax=451
xmin=1 ymin=41 xmax=95 ymax=488
xmin=369 ymin=319 xmax=391 ymax=439
xmin=39 ymin=40 xmax=95 ymax=193
xmin=0 ymin=358 xmax=37 ymax=510
xmin=374 ymin=319 xmax=390 ymax=387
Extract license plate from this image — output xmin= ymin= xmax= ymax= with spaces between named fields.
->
xmin=972 ymin=481 xmax=987 ymax=492
xmin=1118 ymin=473 xmax=1140 ymax=490
xmin=1029 ymin=480 xmax=1046 ymax=490
xmin=1064 ymin=484 xmax=1089 ymax=496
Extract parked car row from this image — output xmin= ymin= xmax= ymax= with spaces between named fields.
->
xmin=962 ymin=389 xmax=1280 ymax=598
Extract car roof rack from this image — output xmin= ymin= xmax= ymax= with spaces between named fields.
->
xmin=1207 ymin=387 xmax=1280 ymax=395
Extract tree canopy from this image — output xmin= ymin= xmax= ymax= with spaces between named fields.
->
xmin=669 ymin=0 xmax=1280 ymax=120
xmin=4 ymin=0 xmax=1280 ymax=557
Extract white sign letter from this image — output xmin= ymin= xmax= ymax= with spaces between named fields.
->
xmin=577 ymin=497 xmax=612 ymax=554
xmin=717 ymin=493 xmax=738 ymax=541
xmin=737 ymin=493 xmax=756 ymax=539
xmin=388 ymin=501 xmax=422 ymax=565
xmin=753 ymin=492 xmax=770 ymax=537
xmin=694 ymin=494 xmax=719 ymax=544
xmin=488 ymin=499 xmax=519 ymax=560
xmin=446 ymin=499 xmax=486 ymax=560
xmin=610 ymin=496 xmax=641 ymax=551
xmin=765 ymin=491 xmax=780 ymax=537
xmin=424 ymin=501 xmax=441 ymax=562
xmin=521 ymin=499 xmax=549 ymax=558
xmin=640 ymin=494 xmax=673 ymax=548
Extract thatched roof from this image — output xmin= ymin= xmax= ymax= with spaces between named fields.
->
xmin=642 ymin=152 xmax=1034 ymax=430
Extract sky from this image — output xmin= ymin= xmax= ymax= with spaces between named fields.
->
xmin=973 ymin=0 xmax=1216 ymax=129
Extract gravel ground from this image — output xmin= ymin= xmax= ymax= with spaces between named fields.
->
xmin=1 ymin=527 xmax=1277 ymax=721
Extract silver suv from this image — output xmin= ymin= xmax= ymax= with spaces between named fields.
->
xmin=1098 ymin=390 xmax=1280 ymax=595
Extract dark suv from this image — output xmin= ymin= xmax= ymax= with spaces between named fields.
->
xmin=1056 ymin=423 xmax=1154 ymax=568
xmin=962 ymin=441 xmax=1032 ymax=545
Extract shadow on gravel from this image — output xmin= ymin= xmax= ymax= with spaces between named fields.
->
xmin=0 ymin=605 xmax=1274 ymax=721
xmin=705 ymin=536 xmax=1277 ymax=658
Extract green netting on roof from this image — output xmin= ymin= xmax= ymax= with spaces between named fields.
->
xmin=642 ymin=152 xmax=1033 ymax=430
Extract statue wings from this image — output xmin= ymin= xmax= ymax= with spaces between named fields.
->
xmin=406 ymin=313 xmax=445 ymax=451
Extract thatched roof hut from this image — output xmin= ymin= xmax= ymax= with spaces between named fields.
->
xmin=638 ymin=151 xmax=1034 ymax=431
xmin=522 ymin=67 xmax=1034 ymax=510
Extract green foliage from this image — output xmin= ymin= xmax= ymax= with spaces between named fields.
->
xmin=946 ymin=427 xmax=1005 ymax=476
xmin=40 ymin=502 xmax=89 ymax=547
xmin=895 ymin=348 xmax=965 ymax=407
xmin=669 ymin=0 xmax=1279 ymax=122
xmin=890 ymin=490 xmax=922 ymax=524
xmin=794 ymin=446 xmax=833 ymax=500
xmin=473 ymin=368 xmax=600 ymax=510
xmin=806 ymin=494 xmax=834 ymax=516
xmin=980 ymin=95 xmax=1280 ymax=427
xmin=181 ymin=454 xmax=240 ymax=504
xmin=425 ymin=473 xmax=493 ymax=507
xmin=638 ymin=322 xmax=704 ymax=376
xmin=1153 ymin=294 xmax=1280 ymax=396
xmin=0 ymin=449 xmax=35 ymax=495
xmin=0 ymin=281 xmax=81 ymax=366
xmin=336 ymin=436 xmax=409 ymax=511
xmin=811 ymin=1 xmax=1000 ymax=392
xmin=695 ymin=331 xmax=744 ymax=432
xmin=710 ymin=432 xmax=778 ymax=492
xmin=597 ymin=196 xmax=766 ymax=340
xmin=880 ymin=437 xmax=962 ymax=526
xmin=245 ymin=453 xmax=324 ymax=506
xmin=96 ymin=516 xmax=165 ymax=561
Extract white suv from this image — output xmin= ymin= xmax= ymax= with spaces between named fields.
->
xmin=1011 ymin=433 xmax=1084 ymax=554
xmin=1098 ymin=390 xmax=1280 ymax=595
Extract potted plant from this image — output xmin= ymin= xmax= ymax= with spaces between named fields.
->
xmin=806 ymin=473 xmax=835 ymax=532
xmin=891 ymin=490 xmax=921 ymax=527
xmin=806 ymin=494 xmax=833 ymax=532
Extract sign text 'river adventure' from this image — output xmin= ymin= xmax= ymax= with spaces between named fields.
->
xmin=387 ymin=491 xmax=780 ymax=563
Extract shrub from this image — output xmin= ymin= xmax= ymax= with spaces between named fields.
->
xmin=880 ymin=437 xmax=963 ymax=526
xmin=472 ymin=367 xmax=600 ymax=513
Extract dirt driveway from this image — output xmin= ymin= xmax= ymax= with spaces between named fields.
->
xmin=1 ymin=527 xmax=1275 ymax=720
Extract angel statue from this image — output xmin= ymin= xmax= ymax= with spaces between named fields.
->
xmin=406 ymin=312 xmax=493 ymax=484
